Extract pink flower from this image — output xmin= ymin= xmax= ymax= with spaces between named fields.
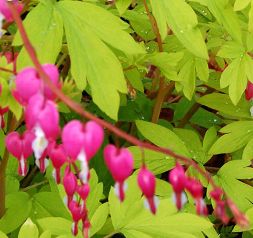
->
xmin=48 ymin=142 xmax=67 ymax=183
xmin=0 ymin=106 xmax=8 ymax=129
xmin=104 ymin=144 xmax=134 ymax=201
xmin=245 ymin=81 xmax=253 ymax=101
xmin=13 ymin=64 xmax=60 ymax=105
xmin=63 ymin=166 xmax=77 ymax=204
xmin=137 ymin=166 xmax=157 ymax=214
xmin=5 ymin=130 xmax=34 ymax=176
xmin=62 ymin=120 xmax=104 ymax=161
xmin=168 ymin=163 xmax=187 ymax=210
xmin=77 ymin=184 xmax=90 ymax=201
xmin=0 ymin=0 xmax=23 ymax=22
xmin=68 ymin=200 xmax=83 ymax=236
xmin=186 ymin=178 xmax=207 ymax=216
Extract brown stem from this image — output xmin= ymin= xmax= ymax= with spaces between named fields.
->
xmin=177 ymin=103 xmax=201 ymax=128
xmin=151 ymin=81 xmax=175 ymax=123
xmin=0 ymin=112 xmax=16 ymax=217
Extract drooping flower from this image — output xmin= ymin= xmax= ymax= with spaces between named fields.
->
xmin=5 ymin=130 xmax=34 ymax=176
xmin=48 ymin=142 xmax=67 ymax=183
xmin=0 ymin=106 xmax=8 ymax=129
xmin=137 ymin=166 xmax=158 ymax=214
xmin=62 ymin=120 xmax=104 ymax=161
xmin=186 ymin=178 xmax=208 ymax=216
xmin=25 ymin=94 xmax=60 ymax=167
xmin=63 ymin=166 xmax=77 ymax=204
xmin=168 ymin=163 xmax=187 ymax=210
xmin=13 ymin=64 xmax=60 ymax=105
xmin=68 ymin=200 xmax=83 ymax=236
xmin=104 ymin=144 xmax=134 ymax=201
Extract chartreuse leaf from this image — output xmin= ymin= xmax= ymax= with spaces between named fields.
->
xmin=147 ymin=52 xmax=183 ymax=81
xmin=128 ymin=146 xmax=175 ymax=175
xmin=116 ymin=0 xmax=132 ymax=15
xmin=207 ymin=0 xmax=242 ymax=43
xmin=135 ymin=120 xmax=190 ymax=156
xmin=0 ymin=231 xmax=7 ymax=238
xmin=217 ymin=41 xmax=245 ymax=59
xmin=0 ymin=192 xmax=32 ymax=233
xmin=57 ymin=1 xmax=133 ymax=119
xmin=18 ymin=218 xmax=39 ymax=238
xmin=37 ymin=217 xmax=82 ymax=238
xmin=197 ymin=93 xmax=251 ymax=119
xmin=242 ymin=138 xmax=253 ymax=160
xmin=213 ymin=160 xmax=253 ymax=211
xmin=13 ymin=0 xmax=63 ymax=69
xmin=109 ymin=176 xmax=212 ymax=237
xmin=234 ymin=0 xmax=251 ymax=11
xmin=220 ymin=56 xmax=247 ymax=105
xmin=32 ymin=192 xmax=70 ymax=220
xmin=150 ymin=0 xmax=208 ymax=59
xmin=39 ymin=231 xmax=51 ymax=238
xmin=149 ymin=0 xmax=168 ymax=41
xmin=209 ymin=121 xmax=253 ymax=155
xmin=90 ymin=203 xmax=109 ymax=236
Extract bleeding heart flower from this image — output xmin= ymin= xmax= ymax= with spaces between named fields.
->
xmin=68 ymin=200 xmax=83 ymax=236
xmin=169 ymin=163 xmax=187 ymax=210
xmin=48 ymin=142 xmax=67 ymax=183
xmin=0 ymin=106 xmax=8 ymax=129
xmin=186 ymin=178 xmax=207 ymax=216
xmin=77 ymin=184 xmax=90 ymax=201
xmin=13 ymin=64 xmax=60 ymax=105
xmin=0 ymin=0 xmax=23 ymax=23
xmin=137 ymin=166 xmax=158 ymax=214
xmin=62 ymin=120 xmax=104 ymax=161
xmin=63 ymin=166 xmax=77 ymax=204
xmin=13 ymin=67 xmax=41 ymax=106
xmin=5 ymin=130 xmax=34 ymax=176
xmin=246 ymin=81 xmax=253 ymax=101
xmin=104 ymin=144 xmax=133 ymax=201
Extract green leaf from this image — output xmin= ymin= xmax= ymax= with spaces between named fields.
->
xmin=18 ymin=218 xmax=39 ymax=238
xmin=57 ymin=1 xmax=129 ymax=119
xmin=39 ymin=231 xmax=52 ymax=238
xmin=0 ymin=231 xmax=8 ymax=238
xmin=0 ymin=192 xmax=32 ymax=233
xmin=149 ymin=0 xmax=168 ymax=41
xmin=177 ymin=56 xmax=196 ymax=100
xmin=37 ymin=217 xmax=82 ymax=238
xmin=209 ymin=121 xmax=253 ymax=154
xmin=234 ymin=0 xmax=251 ymax=11
xmin=197 ymin=93 xmax=251 ymax=119
xmin=147 ymin=52 xmax=183 ymax=81
xmin=116 ymin=0 xmax=132 ymax=15
xmin=242 ymin=138 xmax=253 ymax=160
xmin=13 ymin=0 xmax=63 ymax=69
xmin=129 ymin=146 xmax=175 ymax=175
xmin=135 ymin=120 xmax=190 ymax=156
xmin=207 ymin=0 xmax=242 ymax=43
xmin=32 ymin=192 xmax=70 ymax=219
xmin=195 ymin=58 xmax=209 ymax=82
xmin=162 ymin=0 xmax=208 ymax=59
xmin=214 ymin=160 xmax=253 ymax=211
xmin=173 ymin=128 xmax=208 ymax=164
xmin=90 ymin=203 xmax=109 ymax=236
xmin=217 ymin=41 xmax=245 ymax=59
xmin=220 ymin=57 xmax=248 ymax=105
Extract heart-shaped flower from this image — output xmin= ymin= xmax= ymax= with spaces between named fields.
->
xmin=62 ymin=120 xmax=104 ymax=161
xmin=104 ymin=144 xmax=133 ymax=201
xmin=5 ymin=130 xmax=34 ymax=176
xmin=137 ymin=166 xmax=157 ymax=214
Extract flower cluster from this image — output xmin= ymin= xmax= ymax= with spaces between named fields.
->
xmin=169 ymin=163 xmax=207 ymax=215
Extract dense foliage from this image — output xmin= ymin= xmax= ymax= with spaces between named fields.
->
xmin=0 ymin=0 xmax=253 ymax=238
